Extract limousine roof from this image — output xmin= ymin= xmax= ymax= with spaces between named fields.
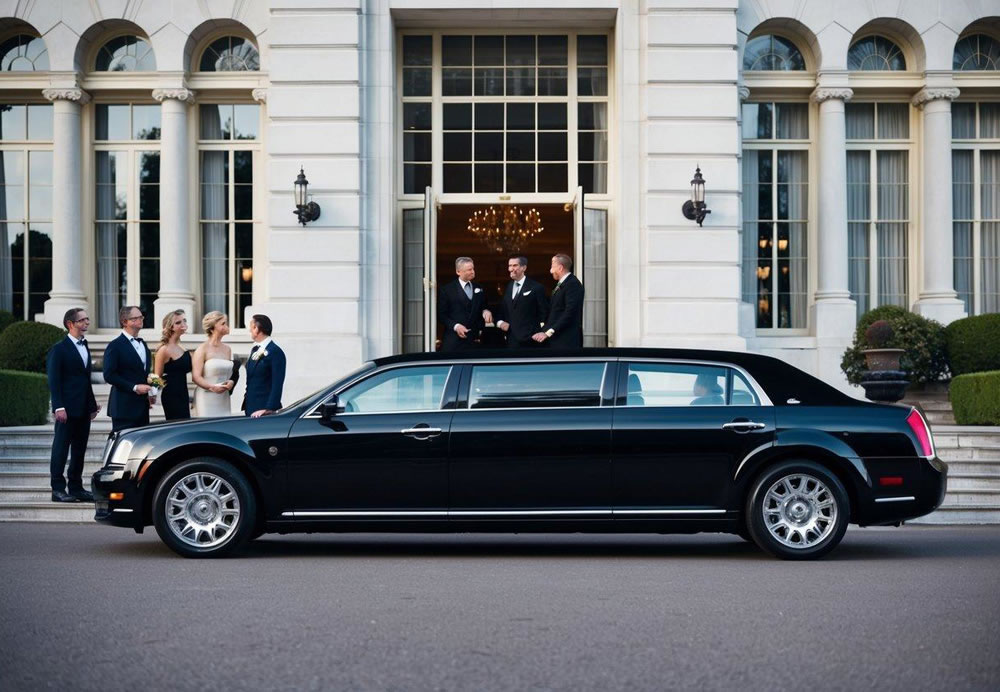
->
xmin=371 ymin=348 xmax=860 ymax=406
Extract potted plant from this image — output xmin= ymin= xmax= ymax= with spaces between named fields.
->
xmin=860 ymin=320 xmax=908 ymax=402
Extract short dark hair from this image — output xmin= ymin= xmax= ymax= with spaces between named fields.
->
xmin=118 ymin=305 xmax=141 ymax=327
xmin=509 ymin=255 xmax=528 ymax=267
xmin=63 ymin=308 xmax=85 ymax=330
xmin=251 ymin=314 xmax=273 ymax=336
xmin=553 ymin=253 xmax=573 ymax=272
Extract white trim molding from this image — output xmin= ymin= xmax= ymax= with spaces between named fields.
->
xmin=152 ymin=88 xmax=197 ymax=104
xmin=42 ymin=88 xmax=91 ymax=104
xmin=810 ymin=87 xmax=853 ymax=103
xmin=911 ymin=87 xmax=960 ymax=109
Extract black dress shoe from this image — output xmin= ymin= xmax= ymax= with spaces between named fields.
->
xmin=69 ymin=489 xmax=95 ymax=502
xmin=52 ymin=490 xmax=80 ymax=503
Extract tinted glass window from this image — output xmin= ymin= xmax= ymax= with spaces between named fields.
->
xmin=624 ymin=363 xmax=730 ymax=407
xmin=469 ymin=363 xmax=606 ymax=409
xmin=731 ymin=371 xmax=760 ymax=406
xmin=340 ymin=366 xmax=451 ymax=413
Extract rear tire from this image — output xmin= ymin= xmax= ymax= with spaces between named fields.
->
xmin=746 ymin=460 xmax=849 ymax=560
xmin=152 ymin=458 xmax=256 ymax=558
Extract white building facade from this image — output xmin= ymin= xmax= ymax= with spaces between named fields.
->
xmin=1 ymin=0 xmax=998 ymax=401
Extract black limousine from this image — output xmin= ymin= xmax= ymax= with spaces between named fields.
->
xmin=93 ymin=348 xmax=946 ymax=560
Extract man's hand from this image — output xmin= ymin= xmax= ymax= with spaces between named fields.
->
xmin=54 ymin=409 xmax=68 ymax=423
xmin=531 ymin=331 xmax=548 ymax=343
xmin=134 ymin=383 xmax=152 ymax=395
xmin=250 ymin=409 xmax=273 ymax=418
xmin=499 ymin=321 xmax=509 ymax=332
xmin=482 ymin=309 xmax=493 ymax=324
xmin=89 ymin=406 xmax=100 ymax=421
xmin=455 ymin=324 xmax=470 ymax=339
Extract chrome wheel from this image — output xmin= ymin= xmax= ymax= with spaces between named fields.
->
xmin=165 ymin=472 xmax=241 ymax=549
xmin=761 ymin=473 xmax=838 ymax=549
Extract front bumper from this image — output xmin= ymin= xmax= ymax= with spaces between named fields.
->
xmin=92 ymin=467 xmax=144 ymax=529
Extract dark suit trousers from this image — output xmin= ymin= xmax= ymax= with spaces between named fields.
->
xmin=50 ymin=416 xmax=92 ymax=492
xmin=111 ymin=411 xmax=149 ymax=433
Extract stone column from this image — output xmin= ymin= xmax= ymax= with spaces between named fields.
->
xmin=912 ymin=87 xmax=966 ymax=324
xmin=810 ymin=87 xmax=857 ymax=390
xmin=41 ymin=88 xmax=90 ymax=325
xmin=152 ymin=88 xmax=197 ymax=325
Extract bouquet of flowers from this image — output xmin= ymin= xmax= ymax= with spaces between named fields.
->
xmin=147 ymin=374 xmax=166 ymax=397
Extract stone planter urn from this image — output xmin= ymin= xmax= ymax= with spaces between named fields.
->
xmin=860 ymin=320 xmax=908 ymax=403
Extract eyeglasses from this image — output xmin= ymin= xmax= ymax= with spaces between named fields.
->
xmin=73 ymin=317 xmax=90 ymax=323
xmin=127 ymin=314 xmax=144 ymax=321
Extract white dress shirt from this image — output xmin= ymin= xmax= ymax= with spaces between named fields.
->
xmin=122 ymin=330 xmax=146 ymax=366
xmin=69 ymin=335 xmax=88 ymax=366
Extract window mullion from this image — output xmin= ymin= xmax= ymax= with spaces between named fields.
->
xmin=973 ymin=146 xmax=982 ymax=316
xmin=869 ymin=149 xmax=878 ymax=309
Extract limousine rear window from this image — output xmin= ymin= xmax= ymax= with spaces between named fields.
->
xmin=468 ymin=362 xmax=606 ymax=409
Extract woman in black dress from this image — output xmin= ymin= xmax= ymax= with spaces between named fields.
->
xmin=154 ymin=309 xmax=193 ymax=420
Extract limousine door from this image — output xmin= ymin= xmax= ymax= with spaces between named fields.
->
xmin=448 ymin=361 xmax=614 ymax=516
xmin=285 ymin=365 xmax=456 ymax=512
xmin=613 ymin=361 xmax=775 ymax=511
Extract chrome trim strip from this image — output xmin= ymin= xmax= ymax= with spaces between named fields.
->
xmin=112 ymin=508 xmax=134 ymax=513
xmin=282 ymin=510 xmax=449 ymax=517
xmin=722 ymin=421 xmax=767 ymax=430
xmin=613 ymin=509 xmax=727 ymax=515
xmin=733 ymin=441 xmax=776 ymax=479
xmin=449 ymin=509 xmax=610 ymax=516
xmin=874 ymin=496 xmax=916 ymax=503
xmin=400 ymin=427 xmax=443 ymax=435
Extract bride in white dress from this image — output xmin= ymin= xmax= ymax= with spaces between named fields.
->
xmin=192 ymin=311 xmax=235 ymax=417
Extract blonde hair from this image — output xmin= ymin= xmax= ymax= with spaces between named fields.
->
xmin=202 ymin=310 xmax=226 ymax=337
xmin=159 ymin=310 xmax=186 ymax=346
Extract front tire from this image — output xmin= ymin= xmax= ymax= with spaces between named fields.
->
xmin=746 ymin=460 xmax=849 ymax=560
xmin=152 ymin=458 xmax=256 ymax=558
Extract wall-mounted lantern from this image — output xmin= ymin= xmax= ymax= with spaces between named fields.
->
xmin=293 ymin=167 xmax=321 ymax=226
xmin=681 ymin=166 xmax=711 ymax=227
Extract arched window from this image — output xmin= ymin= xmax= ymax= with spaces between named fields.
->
xmin=954 ymin=34 xmax=1000 ymax=71
xmin=848 ymin=36 xmax=906 ymax=71
xmin=743 ymin=35 xmax=805 ymax=71
xmin=199 ymin=36 xmax=259 ymax=72
xmin=95 ymin=35 xmax=156 ymax=72
xmin=0 ymin=34 xmax=49 ymax=71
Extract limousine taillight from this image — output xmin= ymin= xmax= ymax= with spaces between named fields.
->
xmin=906 ymin=407 xmax=935 ymax=460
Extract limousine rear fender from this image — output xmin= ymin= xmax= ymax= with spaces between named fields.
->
xmin=734 ymin=430 xmax=871 ymax=491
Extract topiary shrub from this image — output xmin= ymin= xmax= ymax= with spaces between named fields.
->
xmin=864 ymin=320 xmax=894 ymax=348
xmin=0 ymin=320 xmax=65 ymax=374
xmin=841 ymin=305 xmax=948 ymax=385
xmin=0 ymin=310 xmax=16 ymax=335
xmin=950 ymin=370 xmax=1000 ymax=425
xmin=0 ymin=370 xmax=50 ymax=425
xmin=945 ymin=313 xmax=1000 ymax=376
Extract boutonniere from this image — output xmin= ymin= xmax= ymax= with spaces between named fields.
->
xmin=251 ymin=348 xmax=269 ymax=362
xmin=474 ymin=287 xmax=482 ymax=294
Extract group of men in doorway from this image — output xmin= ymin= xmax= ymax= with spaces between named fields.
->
xmin=438 ymin=253 xmax=584 ymax=351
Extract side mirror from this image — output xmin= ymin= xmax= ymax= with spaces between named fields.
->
xmin=319 ymin=396 xmax=342 ymax=422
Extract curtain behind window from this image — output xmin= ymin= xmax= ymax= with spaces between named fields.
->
xmin=95 ymin=152 xmax=120 ymax=327
xmin=847 ymin=151 xmax=870 ymax=317
xmin=741 ymin=149 xmax=760 ymax=306
xmin=583 ymin=207 xmax=607 ymax=346
xmin=983 ymin=150 xmax=1000 ymax=312
xmin=401 ymin=208 xmax=424 ymax=353
xmin=953 ymin=150 xmax=974 ymax=313
xmin=779 ymin=150 xmax=807 ymax=327
xmin=0 ymin=152 xmax=10 ymax=312
xmin=876 ymin=150 xmax=908 ymax=308
xmin=201 ymin=151 xmax=227 ymax=315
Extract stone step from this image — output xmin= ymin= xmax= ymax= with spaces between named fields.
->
xmin=947 ymin=475 xmax=1000 ymax=491
xmin=945 ymin=463 xmax=1000 ymax=477
xmin=0 ymin=460 xmax=105 ymax=474
xmin=933 ymin=433 xmax=1000 ymax=449
xmin=910 ymin=507 xmax=1000 ymax=524
xmin=0 ymin=503 xmax=96 ymax=522
xmin=926 ymin=411 xmax=956 ymax=425
xmin=905 ymin=399 xmax=953 ymax=410
xmin=0 ymin=486 xmax=82 ymax=503
xmin=936 ymin=447 xmax=1000 ymax=462
xmin=940 ymin=490 xmax=1000 ymax=507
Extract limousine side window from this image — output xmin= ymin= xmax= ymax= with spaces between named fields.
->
xmin=731 ymin=370 xmax=760 ymax=406
xmin=624 ymin=363 xmax=733 ymax=407
xmin=468 ymin=363 xmax=606 ymax=409
xmin=338 ymin=366 xmax=451 ymax=413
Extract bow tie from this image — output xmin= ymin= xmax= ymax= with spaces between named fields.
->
xmin=76 ymin=339 xmax=88 ymax=346
xmin=250 ymin=345 xmax=260 ymax=354
xmin=130 ymin=337 xmax=143 ymax=343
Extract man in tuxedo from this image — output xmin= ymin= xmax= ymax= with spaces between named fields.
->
xmin=46 ymin=308 xmax=100 ymax=502
xmin=103 ymin=305 xmax=153 ymax=432
xmin=438 ymin=256 xmax=488 ymax=352
xmin=495 ymin=255 xmax=549 ymax=349
xmin=533 ymin=253 xmax=585 ymax=348
xmin=244 ymin=314 xmax=286 ymax=418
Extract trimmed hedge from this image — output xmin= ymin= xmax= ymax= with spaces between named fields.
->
xmin=0 ymin=370 xmax=50 ymax=426
xmin=0 ymin=310 xmax=16 ymax=335
xmin=0 ymin=320 xmax=65 ymax=374
xmin=945 ymin=313 xmax=1000 ymax=376
xmin=841 ymin=305 xmax=949 ymax=385
xmin=950 ymin=370 xmax=1000 ymax=425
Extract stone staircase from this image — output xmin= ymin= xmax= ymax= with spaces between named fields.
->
xmin=902 ymin=382 xmax=955 ymax=425
xmin=911 ymin=426 xmax=1000 ymax=524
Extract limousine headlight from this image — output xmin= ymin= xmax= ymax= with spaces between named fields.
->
xmin=106 ymin=439 xmax=134 ymax=468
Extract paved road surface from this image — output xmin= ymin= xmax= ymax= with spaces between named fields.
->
xmin=1 ymin=524 xmax=998 ymax=691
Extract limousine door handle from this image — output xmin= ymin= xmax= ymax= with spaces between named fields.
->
xmin=722 ymin=420 xmax=767 ymax=432
xmin=400 ymin=425 xmax=443 ymax=439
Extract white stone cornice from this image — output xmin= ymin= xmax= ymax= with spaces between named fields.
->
xmin=810 ymin=87 xmax=853 ymax=104
xmin=911 ymin=87 xmax=960 ymax=109
xmin=738 ymin=86 xmax=750 ymax=102
xmin=152 ymin=88 xmax=197 ymax=104
xmin=252 ymin=88 xmax=267 ymax=103
xmin=42 ymin=88 xmax=91 ymax=105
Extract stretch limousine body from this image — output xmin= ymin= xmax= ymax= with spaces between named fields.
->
xmin=93 ymin=348 xmax=946 ymax=559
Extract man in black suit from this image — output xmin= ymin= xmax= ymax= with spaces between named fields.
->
xmin=438 ymin=256 xmax=488 ymax=351
xmin=533 ymin=253 xmax=585 ymax=348
xmin=495 ymin=255 xmax=549 ymax=348
xmin=46 ymin=308 xmax=100 ymax=503
xmin=102 ymin=305 xmax=153 ymax=432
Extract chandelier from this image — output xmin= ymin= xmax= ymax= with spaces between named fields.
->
xmin=467 ymin=205 xmax=544 ymax=255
